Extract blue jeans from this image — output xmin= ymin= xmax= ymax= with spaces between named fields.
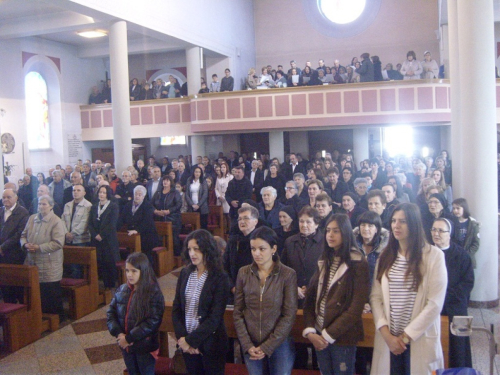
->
xmin=390 ymin=345 xmax=410 ymax=375
xmin=315 ymin=344 xmax=356 ymax=375
xmin=122 ymin=350 xmax=155 ymax=375
xmin=244 ymin=338 xmax=295 ymax=375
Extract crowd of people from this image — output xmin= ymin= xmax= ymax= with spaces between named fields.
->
xmin=0 ymin=147 xmax=479 ymax=374
xmin=87 ymin=50 xmax=444 ymax=104
xmin=246 ymin=50 xmax=442 ymax=90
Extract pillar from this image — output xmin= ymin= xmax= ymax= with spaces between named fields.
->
xmin=190 ymin=135 xmax=206 ymax=163
xmin=455 ymin=0 xmax=497 ymax=304
xmin=289 ymin=131 xmax=309 ymax=158
xmin=448 ymin=0 xmax=463 ymax=196
xmin=269 ymin=131 xmax=284 ymax=162
xmin=109 ymin=21 xmax=132 ymax=173
xmin=186 ymin=47 xmax=202 ymax=97
xmin=353 ymin=128 xmax=369 ymax=165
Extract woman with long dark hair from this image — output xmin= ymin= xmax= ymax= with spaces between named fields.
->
xmin=185 ymin=166 xmax=209 ymax=229
xmin=370 ymin=203 xmax=447 ymax=374
xmin=234 ymin=226 xmax=298 ymax=375
xmin=302 ymin=214 xmax=369 ymax=375
xmin=107 ymin=253 xmax=165 ymax=375
xmin=172 ymin=229 xmax=230 ymax=374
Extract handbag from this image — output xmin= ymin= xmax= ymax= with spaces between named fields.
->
xmin=172 ymin=348 xmax=187 ymax=374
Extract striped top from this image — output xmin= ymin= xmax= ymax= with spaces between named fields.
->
xmin=185 ymin=270 xmax=208 ymax=334
xmin=388 ymin=254 xmax=417 ymax=336
xmin=315 ymin=257 xmax=341 ymax=331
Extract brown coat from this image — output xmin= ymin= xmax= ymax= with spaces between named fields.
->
xmin=302 ymin=249 xmax=370 ymax=346
xmin=233 ymin=260 xmax=298 ymax=356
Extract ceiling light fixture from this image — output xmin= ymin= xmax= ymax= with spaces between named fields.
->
xmin=77 ymin=30 xmax=108 ymax=38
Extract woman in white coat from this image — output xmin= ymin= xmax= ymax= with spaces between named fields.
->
xmin=215 ymin=161 xmax=233 ymax=228
xmin=370 ymin=203 xmax=447 ymax=375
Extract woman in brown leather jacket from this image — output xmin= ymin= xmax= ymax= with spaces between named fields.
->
xmin=302 ymin=214 xmax=370 ymax=375
xmin=233 ymin=226 xmax=298 ymax=375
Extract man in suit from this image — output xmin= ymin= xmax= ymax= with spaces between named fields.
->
xmin=226 ymin=166 xmax=253 ymax=222
xmin=0 ymin=188 xmax=30 ymax=303
xmin=245 ymin=160 xmax=264 ymax=202
xmin=146 ymin=166 xmax=162 ymax=199
xmin=285 ymin=153 xmax=306 ymax=181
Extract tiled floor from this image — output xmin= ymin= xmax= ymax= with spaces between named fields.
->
xmin=0 ymin=260 xmax=499 ymax=374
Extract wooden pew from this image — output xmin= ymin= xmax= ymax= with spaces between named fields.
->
xmin=61 ymin=246 xmax=99 ymax=320
xmin=116 ymin=232 xmax=142 ymax=284
xmin=154 ymin=222 xmax=174 ymax=276
xmin=207 ymin=204 xmax=225 ymax=237
xmin=159 ymin=302 xmax=450 ymax=368
xmin=0 ymin=264 xmax=42 ymax=352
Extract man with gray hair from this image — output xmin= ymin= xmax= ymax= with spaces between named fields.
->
xmin=0 ymin=188 xmax=30 ymax=303
xmin=224 ymin=205 xmax=260 ymax=292
xmin=48 ymin=170 xmax=71 ymax=209
xmin=293 ymin=173 xmax=309 ymax=203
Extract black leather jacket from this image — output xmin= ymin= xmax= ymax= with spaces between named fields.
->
xmin=107 ymin=282 xmax=165 ymax=354
xmin=151 ymin=188 xmax=182 ymax=225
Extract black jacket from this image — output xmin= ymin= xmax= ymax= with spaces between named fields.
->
xmin=115 ymin=182 xmax=137 ymax=210
xmin=263 ymin=174 xmax=287 ymax=201
xmin=224 ymin=229 xmax=255 ymax=287
xmin=172 ymin=267 xmax=230 ymax=354
xmin=245 ymin=169 xmax=265 ymax=201
xmin=325 ymin=180 xmax=349 ymax=206
xmin=130 ymin=84 xmax=142 ymax=101
xmin=441 ymin=242 xmax=474 ymax=317
xmin=107 ymin=282 xmax=165 ymax=354
xmin=88 ymin=201 xmax=120 ymax=263
xmin=344 ymin=205 xmax=367 ymax=228
xmin=284 ymin=163 xmax=306 ymax=181
xmin=356 ymin=58 xmax=374 ymax=82
xmin=220 ymin=76 xmax=234 ymax=92
xmin=281 ymin=230 xmax=324 ymax=289
xmin=151 ymin=188 xmax=182 ymax=225
xmin=0 ymin=204 xmax=29 ymax=264
xmin=119 ymin=200 xmax=160 ymax=254
xmin=226 ymin=177 xmax=253 ymax=218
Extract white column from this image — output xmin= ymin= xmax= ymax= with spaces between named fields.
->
xmin=448 ymin=0 xmax=463 ymax=196
xmin=456 ymin=0 xmax=497 ymax=304
xmin=269 ymin=131 xmax=284 ymax=162
xmin=186 ymin=47 xmax=202 ymax=97
xmin=109 ymin=21 xmax=132 ymax=173
xmin=190 ymin=135 xmax=206 ymax=162
xmin=353 ymin=128 xmax=369 ymax=165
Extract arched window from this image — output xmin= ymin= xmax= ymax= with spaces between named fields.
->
xmin=25 ymin=72 xmax=50 ymax=149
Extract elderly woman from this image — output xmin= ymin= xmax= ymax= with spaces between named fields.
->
xmin=152 ymin=175 xmax=183 ymax=255
xmin=22 ymin=195 xmax=66 ymax=321
xmin=88 ymin=185 xmax=120 ymax=290
xmin=258 ymin=186 xmax=284 ymax=230
xmin=423 ymin=193 xmax=459 ymax=244
xmin=119 ymin=185 xmax=160 ymax=268
xmin=275 ymin=206 xmax=299 ymax=256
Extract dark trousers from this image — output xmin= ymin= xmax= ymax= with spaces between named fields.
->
xmin=449 ymin=329 xmax=472 ymax=368
xmin=192 ymin=208 xmax=208 ymax=230
xmin=183 ymin=351 xmax=225 ymax=375
xmin=122 ymin=350 xmax=155 ymax=375
xmin=40 ymin=281 xmax=65 ymax=321
xmin=98 ymin=258 xmax=117 ymax=288
xmin=172 ymin=224 xmax=182 ymax=256
xmin=390 ymin=346 xmax=410 ymax=375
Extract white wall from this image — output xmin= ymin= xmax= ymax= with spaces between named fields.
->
xmin=0 ymin=37 xmax=105 ymax=181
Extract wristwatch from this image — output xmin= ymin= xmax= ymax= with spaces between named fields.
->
xmin=402 ymin=332 xmax=410 ymax=344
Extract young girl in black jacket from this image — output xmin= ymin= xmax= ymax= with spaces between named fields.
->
xmin=107 ymin=253 xmax=165 ymax=375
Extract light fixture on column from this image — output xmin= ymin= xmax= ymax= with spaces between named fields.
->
xmin=77 ymin=30 xmax=108 ymax=38
xmin=200 ymin=48 xmax=204 ymax=69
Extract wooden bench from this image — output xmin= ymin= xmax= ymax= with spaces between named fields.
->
xmin=0 ymin=264 xmax=42 ymax=352
xmin=61 ymin=246 xmax=99 ymax=320
xmin=116 ymin=232 xmax=142 ymax=284
xmin=154 ymin=222 xmax=174 ymax=276
xmin=177 ymin=212 xmax=201 ymax=267
xmin=207 ymin=204 xmax=225 ymax=237
xmin=159 ymin=302 xmax=450 ymax=368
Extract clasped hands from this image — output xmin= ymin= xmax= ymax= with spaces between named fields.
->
xmin=117 ymin=333 xmax=132 ymax=349
xmin=178 ymin=337 xmax=200 ymax=355
xmin=24 ymin=243 xmax=40 ymax=252
xmin=247 ymin=346 xmax=265 ymax=360
xmin=380 ymin=326 xmax=410 ymax=355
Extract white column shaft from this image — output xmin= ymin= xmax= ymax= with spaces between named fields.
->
xmin=269 ymin=131 xmax=284 ymax=162
xmin=186 ymin=47 xmax=202 ymax=97
xmin=353 ymin=128 xmax=369 ymax=165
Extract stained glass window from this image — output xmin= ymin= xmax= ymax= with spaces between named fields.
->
xmin=319 ymin=0 xmax=366 ymax=24
xmin=25 ymin=72 xmax=50 ymax=149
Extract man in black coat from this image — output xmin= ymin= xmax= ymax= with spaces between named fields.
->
xmin=432 ymin=218 xmax=474 ymax=369
xmin=226 ymin=166 xmax=253 ymax=222
xmin=118 ymin=185 xmax=160 ymax=268
xmin=0 ymin=189 xmax=30 ymax=303
xmin=245 ymin=160 xmax=264 ymax=203
xmin=284 ymin=153 xmax=306 ymax=181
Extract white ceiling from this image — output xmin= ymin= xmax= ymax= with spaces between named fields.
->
xmin=0 ymin=0 xmax=203 ymax=58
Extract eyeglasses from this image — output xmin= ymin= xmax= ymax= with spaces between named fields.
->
xmin=238 ymin=217 xmax=253 ymax=222
xmin=431 ymin=228 xmax=449 ymax=234
xmin=284 ymin=187 xmax=295 ymax=190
